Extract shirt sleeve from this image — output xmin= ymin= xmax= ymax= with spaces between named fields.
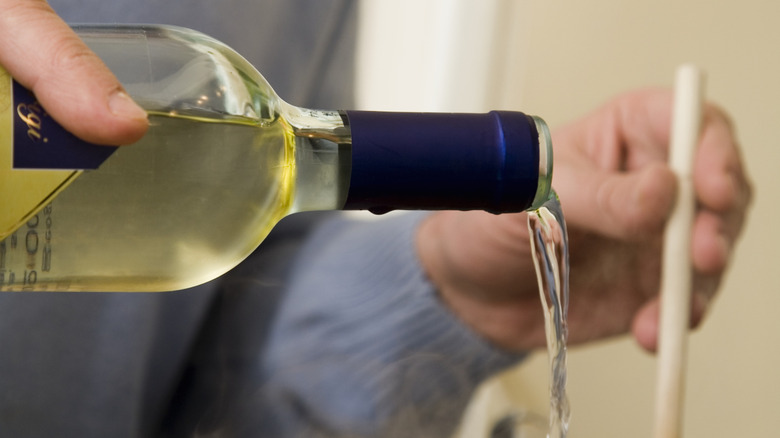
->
xmin=259 ymin=211 xmax=527 ymax=437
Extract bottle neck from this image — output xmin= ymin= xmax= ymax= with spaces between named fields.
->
xmin=282 ymin=103 xmax=352 ymax=213
xmin=285 ymin=106 xmax=553 ymax=215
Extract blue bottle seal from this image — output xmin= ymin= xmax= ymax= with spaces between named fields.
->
xmin=343 ymin=110 xmax=552 ymax=214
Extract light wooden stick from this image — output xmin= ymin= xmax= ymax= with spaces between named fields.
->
xmin=653 ymin=64 xmax=705 ymax=438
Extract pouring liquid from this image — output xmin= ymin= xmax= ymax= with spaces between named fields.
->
xmin=528 ymin=191 xmax=571 ymax=438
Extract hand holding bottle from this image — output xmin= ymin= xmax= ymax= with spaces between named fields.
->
xmin=0 ymin=0 xmax=147 ymax=145
xmin=417 ymin=89 xmax=752 ymax=353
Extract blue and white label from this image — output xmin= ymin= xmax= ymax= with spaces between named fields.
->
xmin=13 ymin=80 xmax=117 ymax=169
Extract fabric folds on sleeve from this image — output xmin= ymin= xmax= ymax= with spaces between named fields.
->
xmin=261 ymin=212 xmax=526 ymax=437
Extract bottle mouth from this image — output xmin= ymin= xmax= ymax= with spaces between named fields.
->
xmin=529 ymin=115 xmax=553 ymax=210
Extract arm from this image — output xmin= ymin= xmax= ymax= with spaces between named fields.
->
xmin=257 ymin=90 xmax=751 ymax=437
xmin=260 ymin=212 xmax=523 ymax=437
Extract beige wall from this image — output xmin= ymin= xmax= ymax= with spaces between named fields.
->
xmin=357 ymin=0 xmax=779 ymax=436
xmin=500 ymin=2 xmax=780 ymax=437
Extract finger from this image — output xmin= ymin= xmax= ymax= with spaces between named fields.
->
xmin=691 ymin=105 xmax=752 ymax=273
xmin=0 ymin=0 xmax=148 ymax=145
xmin=694 ymin=106 xmax=752 ymax=213
xmin=631 ymin=292 xmax=709 ymax=354
xmin=692 ymin=210 xmax=731 ymax=275
xmin=632 ymin=299 xmax=660 ymax=352
xmin=556 ymin=158 xmax=677 ymax=240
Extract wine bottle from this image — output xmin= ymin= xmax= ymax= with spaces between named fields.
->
xmin=0 ymin=25 xmax=552 ymax=292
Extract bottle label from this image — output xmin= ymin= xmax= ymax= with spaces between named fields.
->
xmin=1 ymin=71 xmax=79 ymax=239
xmin=12 ymin=80 xmax=117 ymax=169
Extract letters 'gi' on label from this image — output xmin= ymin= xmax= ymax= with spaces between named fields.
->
xmin=13 ymin=80 xmax=117 ymax=170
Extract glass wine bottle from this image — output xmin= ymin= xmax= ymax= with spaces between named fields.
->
xmin=0 ymin=25 xmax=552 ymax=292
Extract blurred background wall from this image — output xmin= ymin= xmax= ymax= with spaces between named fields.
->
xmin=356 ymin=0 xmax=779 ymax=437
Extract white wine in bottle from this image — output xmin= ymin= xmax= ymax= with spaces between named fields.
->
xmin=0 ymin=25 xmax=552 ymax=292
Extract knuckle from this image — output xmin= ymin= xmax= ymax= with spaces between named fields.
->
xmin=2 ymin=0 xmax=52 ymax=17
xmin=49 ymin=35 xmax=101 ymax=72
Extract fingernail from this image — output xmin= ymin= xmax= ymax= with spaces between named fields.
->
xmin=109 ymin=91 xmax=147 ymax=122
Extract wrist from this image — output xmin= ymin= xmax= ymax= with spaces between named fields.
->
xmin=416 ymin=211 xmax=547 ymax=352
xmin=436 ymin=288 xmax=548 ymax=352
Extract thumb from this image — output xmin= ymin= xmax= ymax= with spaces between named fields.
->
xmin=556 ymin=160 xmax=677 ymax=240
xmin=0 ymin=0 xmax=148 ymax=145
xmin=632 ymin=298 xmax=660 ymax=352
xmin=632 ymin=292 xmax=710 ymax=353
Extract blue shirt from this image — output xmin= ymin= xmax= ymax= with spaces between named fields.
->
xmin=0 ymin=2 xmax=522 ymax=436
